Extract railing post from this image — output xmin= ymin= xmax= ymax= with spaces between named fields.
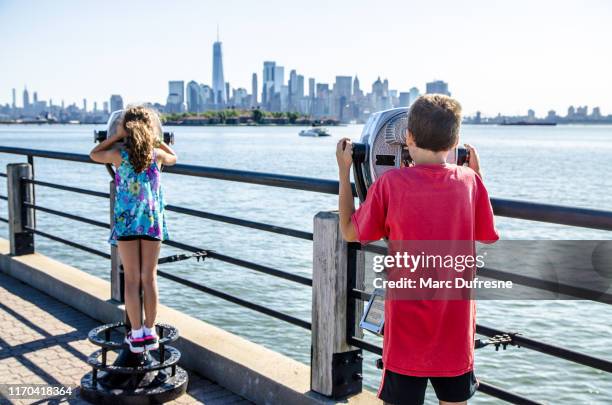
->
xmin=7 ymin=163 xmax=35 ymax=255
xmin=311 ymin=211 xmax=364 ymax=399
xmin=109 ymin=180 xmax=123 ymax=302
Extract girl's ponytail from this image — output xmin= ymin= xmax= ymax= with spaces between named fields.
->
xmin=123 ymin=106 xmax=158 ymax=173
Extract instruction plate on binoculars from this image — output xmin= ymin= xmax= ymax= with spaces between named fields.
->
xmin=360 ymin=288 xmax=385 ymax=335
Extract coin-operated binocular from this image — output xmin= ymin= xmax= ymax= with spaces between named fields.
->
xmin=352 ymin=107 xmax=468 ymax=201
xmin=94 ymin=109 xmax=175 ymax=145
xmin=93 ymin=109 xmax=175 ymax=177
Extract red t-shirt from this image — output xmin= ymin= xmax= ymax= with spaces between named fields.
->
xmin=351 ymin=163 xmax=499 ymax=377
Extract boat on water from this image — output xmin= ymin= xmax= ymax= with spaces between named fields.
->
xmin=500 ymin=121 xmax=557 ymax=126
xmin=299 ymin=127 xmax=331 ymax=137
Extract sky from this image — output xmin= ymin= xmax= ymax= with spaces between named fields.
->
xmin=0 ymin=0 xmax=611 ymax=116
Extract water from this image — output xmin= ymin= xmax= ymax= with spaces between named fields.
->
xmin=0 ymin=124 xmax=610 ymax=404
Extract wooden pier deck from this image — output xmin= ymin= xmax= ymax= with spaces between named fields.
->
xmin=0 ymin=272 xmax=251 ymax=405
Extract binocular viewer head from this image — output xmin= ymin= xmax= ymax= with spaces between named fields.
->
xmin=352 ymin=107 xmax=468 ymax=201
xmin=93 ymin=109 xmax=175 ymax=145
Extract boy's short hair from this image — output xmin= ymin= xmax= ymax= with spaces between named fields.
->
xmin=408 ymin=94 xmax=462 ymax=152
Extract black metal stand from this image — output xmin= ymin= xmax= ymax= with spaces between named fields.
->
xmin=80 ymin=322 xmax=188 ymax=404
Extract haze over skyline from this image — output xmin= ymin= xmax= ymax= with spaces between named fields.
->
xmin=1 ymin=0 xmax=611 ymax=116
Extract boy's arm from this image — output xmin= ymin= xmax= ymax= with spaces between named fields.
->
xmin=336 ymin=138 xmax=358 ymax=242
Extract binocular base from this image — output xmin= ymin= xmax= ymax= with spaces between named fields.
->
xmin=80 ymin=322 xmax=188 ymax=404
xmin=80 ymin=364 xmax=188 ymax=405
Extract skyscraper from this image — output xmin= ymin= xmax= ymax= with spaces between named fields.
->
xmin=353 ymin=76 xmax=361 ymax=98
xmin=288 ymin=70 xmax=298 ymax=110
xmin=212 ymin=32 xmax=226 ymax=107
xmin=251 ymin=73 xmax=258 ymax=107
xmin=83 ymin=98 xmax=87 ymax=112
xmin=22 ymin=87 xmax=30 ymax=109
xmin=308 ymin=78 xmax=315 ymax=98
xmin=110 ymin=95 xmax=123 ymax=112
xmin=334 ymin=76 xmax=352 ymax=99
xmin=296 ymin=75 xmax=304 ymax=98
xmin=262 ymin=61 xmax=276 ymax=106
xmin=186 ymin=80 xmax=201 ymax=113
xmin=11 ymin=88 xmax=16 ymax=108
xmin=166 ymin=81 xmax=184 ymax=113
xmin=409 ymin=87 xmax=420 ymax=105
xmin=426 ymin=80 xmax=450 ymax=96
xmin=274 ymin=66 xmax=284 ymax=94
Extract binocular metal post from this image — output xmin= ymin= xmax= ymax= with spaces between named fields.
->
xmin=79 ymin=180 xmax=188 ymax=404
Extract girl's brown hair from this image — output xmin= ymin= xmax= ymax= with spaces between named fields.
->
xmin=122 ymin=106 xmax=158 ymax=173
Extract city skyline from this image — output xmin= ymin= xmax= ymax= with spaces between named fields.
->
xmin=3 ymin=39 xmax=611 ymax=122
xmin=1 ymin=0 xmax=611 ymax=116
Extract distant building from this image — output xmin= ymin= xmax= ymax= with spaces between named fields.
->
xmin=399 ymin=92 xmax=411 ymax=107
xmin=11 ymin=88 xmax=16 ymax=109
xmin=409 ymin=87 xmax=420 ymax=105
xmin=22 ymin=87 xmax=30 ymax=110
xmin=186 ymin=81 xmax=201 ymax=113
xmin=233 ymin=88 xmax=248 ymax=108
xmin=199 ymin=84 xmax=213 ymax=109
xmin=225 ymin=82 xmax=230 ymax=105
xmin=353 ymin=76 xmax=362 ymax=99
xmin=274 ymin=66 xmax=284 ymax=94
xmin=212 ymin=36 xmax=226 ymax=106
xmin=262 ymin=61 xmax=276 ymax=106
xmin=251 ymin=73 xmax=258 ymax=107
xmin=334 ymin=76 xmax=352 ymax=99
xmin=426 ymin=80 xmax=450 ymax=96
xmin=83 ymin=98 xmax=87 ymax=112
xmin=103 ymin=101 xmax=109 ymax=114
xmin=166 ymin=81 xmax=184 ymax=113
xmin=308 ymin=78 xmax=315 ymax=98
xmin=288 ymin=69 xmax=298 ymax=110
xmin=109 ymin=94 xmax=123 ymax=112
xmin=296 ymin=75 xmax=304 ymax=98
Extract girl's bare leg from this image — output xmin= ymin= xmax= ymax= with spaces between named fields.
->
xmin=440 ymin=401 xmax=467 ymax=405
xmin=118 ymin=240 xmax=142 ymax=329
xmin=140 ymin=239 xmax=161 ymax=329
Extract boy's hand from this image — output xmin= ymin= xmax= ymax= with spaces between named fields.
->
xmin=464 ymin=144 xmax=483 ymax=179
xmin=336 ymin=138 xmax=353 ymax=174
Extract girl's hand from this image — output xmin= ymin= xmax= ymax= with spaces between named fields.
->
xmin=113 ymin=126 xmax=128 ymax=140
xmin=464 ymin=144 xmax=483 ymax=179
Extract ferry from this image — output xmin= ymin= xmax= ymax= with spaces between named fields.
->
xmin=299 ymin=127 xmax=331 ymax=137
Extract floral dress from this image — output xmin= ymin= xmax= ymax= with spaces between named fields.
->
xmin=109 ymin=149 xmax=169 ymax=245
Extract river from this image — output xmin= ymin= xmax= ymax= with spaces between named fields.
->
xmin=0 ymin=123 xmax=610 ymax=404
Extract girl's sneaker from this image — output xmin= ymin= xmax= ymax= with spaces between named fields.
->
xmin=124 ymin=331 xmax=145 ymax=353
xmin=144 ymin=329 xmax=159 ymax=351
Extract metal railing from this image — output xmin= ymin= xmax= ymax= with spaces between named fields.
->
xmin=0 ymin=145 xmax=610 ymax=404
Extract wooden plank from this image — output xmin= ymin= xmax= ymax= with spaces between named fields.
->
xmin=311 ymin=210 xmax=362 ymax=396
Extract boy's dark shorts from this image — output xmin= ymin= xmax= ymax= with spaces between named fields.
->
xmin=379 ymin=369 xmax=478 ymax=404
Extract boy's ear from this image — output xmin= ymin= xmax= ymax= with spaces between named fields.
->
xmin=406 ymin=130 xmax=416 ymax=145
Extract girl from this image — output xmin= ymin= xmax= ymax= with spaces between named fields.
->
xmin=90 ymin=105 xmax=177 ymax=353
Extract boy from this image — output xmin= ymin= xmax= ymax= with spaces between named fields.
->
xmin=336 ymin=94 xmax=499 ymax=405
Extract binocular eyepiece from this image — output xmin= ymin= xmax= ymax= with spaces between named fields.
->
xmin=93 ymin=130 xmax=175 ymax=145
xmin=351 ymin=108 xmax=469 ymax=201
